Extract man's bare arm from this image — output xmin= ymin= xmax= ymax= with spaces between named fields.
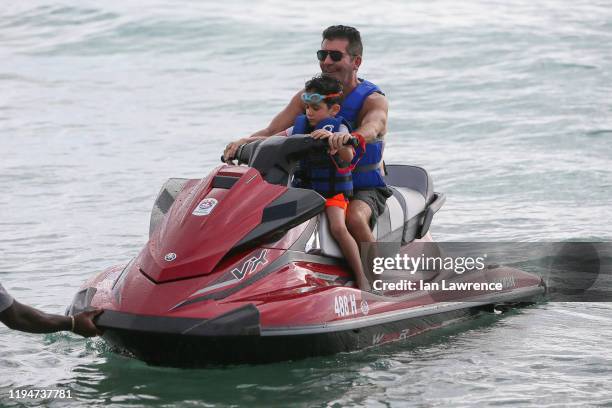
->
xmin=327 ymin=92 xmax=388 ymax=150
xmin=354 ymin=92 xmax=388 ymax=142
xmin=223 ymin=90 xmax=304 ymax=161
xmin=0 ymin=301 xmax=102 ymax=336
xmin=0 ymin=301 xmax=71 ymax=333
xmin=250 ymin=90 xmax=305 ymax=137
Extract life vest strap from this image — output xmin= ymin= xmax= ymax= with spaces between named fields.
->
xmin=353 ymin=162 xmax=382 ymax=173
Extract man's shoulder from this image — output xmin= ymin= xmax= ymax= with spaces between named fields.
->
xmin=356 ymin=79 xmax=386 ymax=100
xmin=366 ymin=91 xmax=386 ymax=101
xmin=362 ymin=91 xmax=388 ymax=110
xmin=357 ymin=78 xmax=384 ymax=93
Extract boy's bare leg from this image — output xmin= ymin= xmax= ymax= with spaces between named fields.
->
xmin=326 ymin=206 xmax=371 ymax=292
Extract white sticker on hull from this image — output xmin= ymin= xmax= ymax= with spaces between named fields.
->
xmin=192 ymin=198 xmax=218 ymax=216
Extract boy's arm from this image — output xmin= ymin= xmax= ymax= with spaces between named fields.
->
xmin=337 ymin=146 xmax=355 ymax=163
xmin=276 ymin=126 xmax=293 ymax=137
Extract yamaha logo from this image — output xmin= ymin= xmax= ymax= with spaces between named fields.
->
xmin=361 ymin=299 xmax=370 ymax=315
xmin=164 ymin=252 xmax=177 ymax=262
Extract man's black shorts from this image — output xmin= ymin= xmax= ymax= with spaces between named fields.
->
xmin=351 ymin=187 xmax=393 ymax=228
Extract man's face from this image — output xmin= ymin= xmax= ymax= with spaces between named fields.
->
xmin=319 ymin=38 xmax=360 ymax=85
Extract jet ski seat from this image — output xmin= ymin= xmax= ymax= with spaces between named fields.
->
xmin=314 ymin=165 xmax=438 ymax=258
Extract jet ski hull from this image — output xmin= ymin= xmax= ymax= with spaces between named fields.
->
xmin=66 ymin=138 xmax=547 ymax=367
xmin=85 ymin=270 xmax=544 ymax=367
xmin=97 ymin=308 xmax=478 ymax=366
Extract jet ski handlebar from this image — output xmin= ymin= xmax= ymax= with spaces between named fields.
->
xmin=221 ymin=135 xmax=359 ymax=164
xmin=221 ymin=135 xmax=360 ymax=185
xmin=307 ymin=135 xmax=360 ymax=150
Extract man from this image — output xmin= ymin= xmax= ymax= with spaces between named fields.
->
xmin=224 ymin=26 xmax=390 ymax=267
xmin=0 ymin=282 xmax=101 ymax=337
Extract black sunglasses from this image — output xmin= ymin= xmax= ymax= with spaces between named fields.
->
xmin=316 ymin=50 xmax=348 ymax=62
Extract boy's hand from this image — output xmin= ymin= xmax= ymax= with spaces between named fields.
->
xmin=310 ymin=129 xmax=333 ymax=139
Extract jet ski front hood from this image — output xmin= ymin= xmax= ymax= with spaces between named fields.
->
xmin=140 ymin=166 xmax=287 ymax=282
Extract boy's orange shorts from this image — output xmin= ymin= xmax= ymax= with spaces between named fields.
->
xmin=325 ymin=193 xmax=348 ymax=212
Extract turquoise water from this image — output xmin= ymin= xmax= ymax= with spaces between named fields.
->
xmin=1 ymin=1 xmax=611 ymax=406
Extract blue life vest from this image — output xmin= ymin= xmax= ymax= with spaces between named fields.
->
xmin=291 ymin=115 xmax=353 ymax=198
xmin=292 ymin=115 xmax=350 ymax=135
xmin=338 ymin=78 xmax=383 ymax=128
xmin=338 ymin=79 xmax=387 ymax=189
xmin=352 ymin=142 xmax=385 ymax=188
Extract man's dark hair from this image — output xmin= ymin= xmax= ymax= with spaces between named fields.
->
xmin=322 ymin=25 xmax=363 ymax=57
xmin=304 ymin=75 xmax=343 ymax=107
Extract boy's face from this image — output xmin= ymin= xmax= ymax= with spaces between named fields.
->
xmin=305 ymin=102 xmax=340 ymax=127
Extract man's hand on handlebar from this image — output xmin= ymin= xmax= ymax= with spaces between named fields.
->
xmin=330 ymin=132 xmax=353 ymax=150
xmin=223 ymin=138 xmax=249 ymax=163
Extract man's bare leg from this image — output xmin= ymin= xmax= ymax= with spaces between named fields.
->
xmin=326 ymin=206 xmax=371 ymax=291
xmin=346 ymin=200 xmax=375 ymax=244
xmin=346 ymin=199 xmax=382 ymax=288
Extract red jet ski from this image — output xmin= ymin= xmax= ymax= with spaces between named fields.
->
xmin=67 ymin=135 xmax=545 ymax=367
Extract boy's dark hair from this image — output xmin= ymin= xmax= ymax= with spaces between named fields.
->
xmin=322 ymin=25 xmax=363 ymax=57
xmin=304 ymin=75 xmax=343 ymax=107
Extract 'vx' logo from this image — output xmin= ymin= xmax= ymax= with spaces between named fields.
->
xmin=231 ymin=249 xmax=269 ymax=280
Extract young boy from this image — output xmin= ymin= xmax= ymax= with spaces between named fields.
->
xmin=278 ymin=75 xmax=371 ymax=291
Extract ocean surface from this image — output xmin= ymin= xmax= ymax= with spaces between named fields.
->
xmin=1 ymin=1 xmax=611 ymax=406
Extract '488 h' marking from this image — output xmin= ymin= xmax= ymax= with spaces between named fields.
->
xmin=334 ymin=293 xmax=358 ymax=317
